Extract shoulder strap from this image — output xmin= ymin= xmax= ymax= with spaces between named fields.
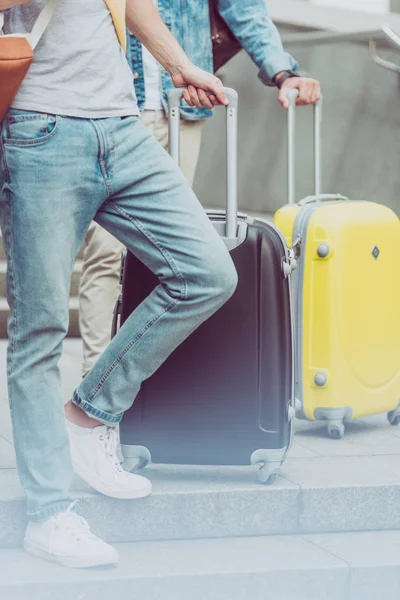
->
xmin=0 ymin=0 xmax=56 ymax=49
xmin=29 ymin=0 xmax=56 ymax=49
xmin=104 ymin=0 xmax=126 ymax=51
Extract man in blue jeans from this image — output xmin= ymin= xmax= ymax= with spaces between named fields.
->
xmin=0 ymin=0 xmax=237 ymax=568
xmin=79 ymin=0 xmax=321 ymax=379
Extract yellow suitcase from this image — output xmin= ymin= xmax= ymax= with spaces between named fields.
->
xmin=274 ymin=91 xmax=400 ymax=439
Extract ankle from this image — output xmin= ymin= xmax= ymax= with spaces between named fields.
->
xmin=64 ymin=400 xmax=103 ymax=429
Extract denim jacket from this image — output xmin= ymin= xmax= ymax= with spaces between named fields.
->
xmin=126 ymin=0 xmax=298 ymax=120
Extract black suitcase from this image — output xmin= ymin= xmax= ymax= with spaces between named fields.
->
xmin=113 ymin=88 xmax=295 ymax=484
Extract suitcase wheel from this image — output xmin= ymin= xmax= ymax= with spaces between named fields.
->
xmin=250 ymin=449 xmax=284 ymax=485
xmin=127 ymin=455 xmax=149 ymax=472
xmin=387 ymin=409 xmax=400 ymax=427
xmin=258 ymin=468 xmax=279 ymax=486
xmin=327 ymin=420 xmax=345 ymax=440
xmin=121 ymin=445 xmax=151 ymax=473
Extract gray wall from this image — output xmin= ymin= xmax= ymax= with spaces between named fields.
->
xmin=194 ymin=34 xmax=400 ymax=217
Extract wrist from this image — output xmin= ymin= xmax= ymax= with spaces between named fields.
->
xmin=274 ymin=71 xmax=286 ymax=83
xmin=274 ymin=70 xmax=300 ymax=89
xmin=166 ymin=56 xmax=192 ymax=77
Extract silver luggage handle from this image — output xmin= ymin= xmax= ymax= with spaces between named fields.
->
xmin=287 ymin=89 xmax=323 ymax=204
xmin=168 ymin=87 xmax=239 ymax=239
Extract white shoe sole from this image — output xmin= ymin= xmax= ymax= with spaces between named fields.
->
xmin=24 ymin=539 xmax=118 ymax=569
xmin=72 ymin=461 xmax=152 ymax=500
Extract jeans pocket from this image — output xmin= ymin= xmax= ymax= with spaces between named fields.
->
xmin=2 ymin=110 xmax=59 ymax=146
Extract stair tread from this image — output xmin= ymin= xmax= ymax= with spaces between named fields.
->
xmin=1 ymin=453 xmax=400 ymax=549
xmin=2 ymin=531 xmax=400 ymax=600
xmin=2 ymin=453 xmax=400 ymax=497
xmin=0 ymin=533 xmax=345 ymax=583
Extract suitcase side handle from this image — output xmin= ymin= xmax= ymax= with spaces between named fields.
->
xmin=298 ymin=193 xmax=349 ymax=207
xmin=168 ymin=87 xmax=239 ymax=240
xmin=287 ymin=89 xmax=323 ymax=204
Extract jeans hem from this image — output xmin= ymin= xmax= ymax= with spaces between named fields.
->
xmin=72 ymin=391 xmax=122 ymax=425
xmin=27 ymin=501 xmax=74 ymax=523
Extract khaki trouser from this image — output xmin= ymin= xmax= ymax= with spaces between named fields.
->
xmin=79 ymin=110 xmax=205 ymax=375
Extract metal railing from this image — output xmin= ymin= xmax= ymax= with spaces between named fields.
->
xmin=281 ymin=28 xmax=385 ymax=46
xmin=281 ymin=25 xmax=400 ymax=76
xmin=369 ymin=26 xmax=400 ymax=73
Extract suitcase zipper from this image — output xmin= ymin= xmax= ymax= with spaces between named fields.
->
xmin=270 ymin=223 xmax=296 ymax=278
xmin=291 ymin=204 xmax=318 ymax=418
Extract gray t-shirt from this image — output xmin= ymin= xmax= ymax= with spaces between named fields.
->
xmin=4 ymin=0 xmax=139 ymax=118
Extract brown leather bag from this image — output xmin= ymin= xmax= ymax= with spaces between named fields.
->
xmin=209 ymin=0 xmax=242 ymax=73
xmin=0 ymin=0 xmax=55 ymax=122
xmin=0 ymin=1 xmax=30 ymax=8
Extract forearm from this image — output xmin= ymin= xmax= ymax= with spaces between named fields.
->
xmin=218 ymin=0 xmax=298 ymax=85
xmin=126 ymin=0 xmax=190 ymax=75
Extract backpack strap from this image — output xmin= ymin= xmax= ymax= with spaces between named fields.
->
xmin=104 ymin=0 xmax=127 ymax=51
xmin=0 ymin=0 xmax=56 ymax=49
xmin=28 ymin=0 xmax=56 ymax=49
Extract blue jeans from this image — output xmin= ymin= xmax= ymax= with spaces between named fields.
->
xmin=0 ymin=109 xmax=237 ymax=521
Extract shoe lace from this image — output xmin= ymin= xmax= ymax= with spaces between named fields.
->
xmin=98 ymin=427 xmax=124 ymax=474
xmin=50 ymin=502 xmax=97 ymax=549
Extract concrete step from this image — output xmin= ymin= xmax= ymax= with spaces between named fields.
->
xmin=0 ymin=297 xmax=80 ymax=338
xmin=2 ymin=530 xmax=400 ymax=600
xmin=1 ymin=453 xmax=400 ymax=549
xmin=0 ymin=261 xmax=83 ymax=298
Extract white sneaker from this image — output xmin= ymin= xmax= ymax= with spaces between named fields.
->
xmin=66 ymin=421 xmax=152 ymax=499
xmin=24 ymin=505 xmax=119 ymax=568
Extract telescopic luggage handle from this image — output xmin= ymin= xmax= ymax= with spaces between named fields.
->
xmin=168 ymin=87 xmax=239 ymax=239
xmin=287 ymin=89 xmax=323 ymax=204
